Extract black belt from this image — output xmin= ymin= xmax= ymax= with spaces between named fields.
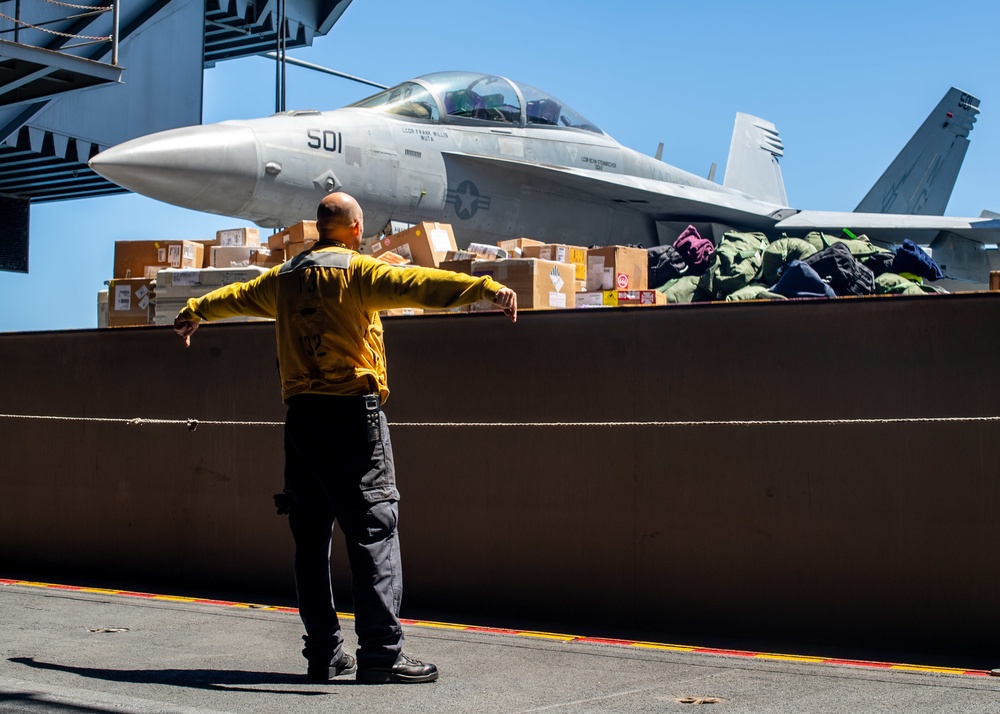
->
xmin=287 ymin=393 xmax=382 ymax=444
xmin=286 ymin=392 xmax=380 ymax=407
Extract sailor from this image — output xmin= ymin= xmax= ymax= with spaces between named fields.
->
xmin=173 ymin=192 xmax=517 ymax=683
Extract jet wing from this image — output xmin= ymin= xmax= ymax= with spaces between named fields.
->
xmin=441 ymin=151 xmax=792 ymax=229
xmin=776 ymin=210 xmax=1000 ymax=245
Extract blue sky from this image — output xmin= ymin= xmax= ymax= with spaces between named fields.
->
xmin=2 ymin=0 xmax=998 ymax=332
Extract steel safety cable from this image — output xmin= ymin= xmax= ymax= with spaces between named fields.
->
xmin=0 ymin=12 xmax=111 ymax=39
xmin=39 ymin=0 xmax=112 ymax=10
xmin=2 ymin=413 xmax=1000 ymax=429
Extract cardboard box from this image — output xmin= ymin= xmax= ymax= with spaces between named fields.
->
xmin=375 ymin=250 xmax=411 ymax=265
xmin=268 ymin=221 xmax=319 ymax=250
xmin=497 ymin=237 xmax=545 ymax=257
xmin=97 ymin=289 xmax=108 ymax=327
xmin=258 ymin=247 xmax=284 ymax=266
xmin=586 ymin=246 xmax=648 ymax=291
xmin=471 ymin=258 xmax=576 ymax=310
xmin=216 ymin=227 xmax=260 ymax=246
xmin=444 ymin=250 xmax=477 ymax=261
xmin=466 ymin=243 xmax=509 ymax=261
xmin=210 ymin=245 xmax=280 ymax=268
xmin=439 ymin=259 xmax=475 ymax=276
xmin=107 ymin=278 xmax=154 ymax=327
xmin=523 ymin=243 xmax=588 ymax=281
xmin=575 ymin=291 xmax=617 ymax=308
xmin=113 ymin=240 xmax=204 ymax=279
xmin=613 ymin=290 xmax=667 ymax=306
xmin=575 ymin=290 xmax=664 ymax=307
xmin=194 ymin=239 xmax=219 ymax=267
xmin=157 ymin=266 xmax=269 ymax=289
xmin=251 ymin=247 xmax=283 ymax=267
xmin=211 ymin=246 xmax=256 ymax=268
xmin=370 ymin=222 xmax=458 ymax=268
xmin=286 ymin=239 xmax=318 ymax=259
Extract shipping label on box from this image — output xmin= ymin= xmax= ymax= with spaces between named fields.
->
xmin=586 ymin=246 xmax=648 ymax=291
xmin=170 ymin=270 xmax=201 ymax=286
xmin=576 ymin=291 xmax=617 ymax=307
xmin=113 ymin=283 xmax=131 ymax=311
xmin=370 ymin=222 xmax=458 ymax=268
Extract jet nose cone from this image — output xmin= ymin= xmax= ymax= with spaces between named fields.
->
xmin=89 ymin=123 xmax=260 ymax=216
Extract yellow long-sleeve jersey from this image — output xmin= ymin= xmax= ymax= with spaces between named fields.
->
xmin=178 ymin=245 xmax=504 ymax=403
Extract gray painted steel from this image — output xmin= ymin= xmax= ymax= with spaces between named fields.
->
xmin=0 ymin=193 xmax=29 ymax=271
xmin=1 ymin=296 xmax=999 ymax=664
xmin=0 ymin=0 xmax=354 ymax=203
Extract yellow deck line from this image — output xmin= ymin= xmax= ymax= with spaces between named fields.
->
xmin=2 ymin=578 xmax=990 ymax=678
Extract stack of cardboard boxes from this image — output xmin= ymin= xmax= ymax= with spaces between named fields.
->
xmin=370 ymin=225 xmax=664 ymax=314
xmin=101 ymin=218 xmax=667 ymax=327
xmin=103 ymin=226 xmax=277 ymax=327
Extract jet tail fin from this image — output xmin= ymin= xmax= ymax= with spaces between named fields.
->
xmin=723 ymin=113 xmax=788 ymax=206
xmin=855 ymin=88 xmax=980 ymax=215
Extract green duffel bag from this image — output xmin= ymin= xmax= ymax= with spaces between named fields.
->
xmin=801 ymin=231 xmax=890 ymax=260
xmin=697 ymin=231 xmax=770 ymax=299
xmin=657 ymin=275 xmax=708 ymax=303
xmin=801 ymin=231 xmax=835 ymax=252
xmin=875 ymin=273 xmax=949 ymax=296
xmin=725 ymin=284 xmax=788 ymax=301
xmin=759 ymin=238 xmax=817 ymax=285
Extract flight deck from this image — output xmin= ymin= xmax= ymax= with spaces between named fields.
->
xmin=2 ymin=580 xmax=998 ymax=714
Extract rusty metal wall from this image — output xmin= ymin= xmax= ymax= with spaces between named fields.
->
xmin=1 ymin=294 xmax=998 ymax=659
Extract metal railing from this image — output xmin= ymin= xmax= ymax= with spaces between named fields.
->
xmin=0 ymin=0 xmax=119 ymax=65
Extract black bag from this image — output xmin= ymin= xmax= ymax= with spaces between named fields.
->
xmin=862 ymin=251 xmax=895 ymax=277
xmin=647 ymin=244 xmax=689 ymax=288
xmin=801 ymin=241 xmax=875 ymax=296
xmin=770 ymin=261 xmax=837 ymax=298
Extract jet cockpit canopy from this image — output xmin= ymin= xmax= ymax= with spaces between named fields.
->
xmin=349 ymin=71 xmax=604 ymax=135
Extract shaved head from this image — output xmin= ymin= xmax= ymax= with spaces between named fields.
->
xmin=316 ymin=192 xmax=364 ymax=249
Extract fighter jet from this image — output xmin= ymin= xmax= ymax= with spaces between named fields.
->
xmin=89 ymin=71 xmax=1000 ymax=286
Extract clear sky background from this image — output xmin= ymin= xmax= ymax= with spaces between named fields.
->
xmin=2 ymin=0 xmax=998 ymax=332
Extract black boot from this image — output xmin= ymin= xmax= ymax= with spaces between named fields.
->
xmin=306 ymin=652 xmax=357 ymax=681
xmin=357 ymin=653 xmax=438 ymax=684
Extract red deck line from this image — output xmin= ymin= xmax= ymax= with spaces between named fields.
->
xmin=2 ymin=578 xmax=992 ymax=678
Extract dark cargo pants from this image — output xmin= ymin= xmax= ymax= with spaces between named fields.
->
xmin=282 ymin=393 xmax=403 ymax=669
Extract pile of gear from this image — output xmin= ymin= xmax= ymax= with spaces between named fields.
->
xmin=648 ymin=225 xmax=947 ymax=303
